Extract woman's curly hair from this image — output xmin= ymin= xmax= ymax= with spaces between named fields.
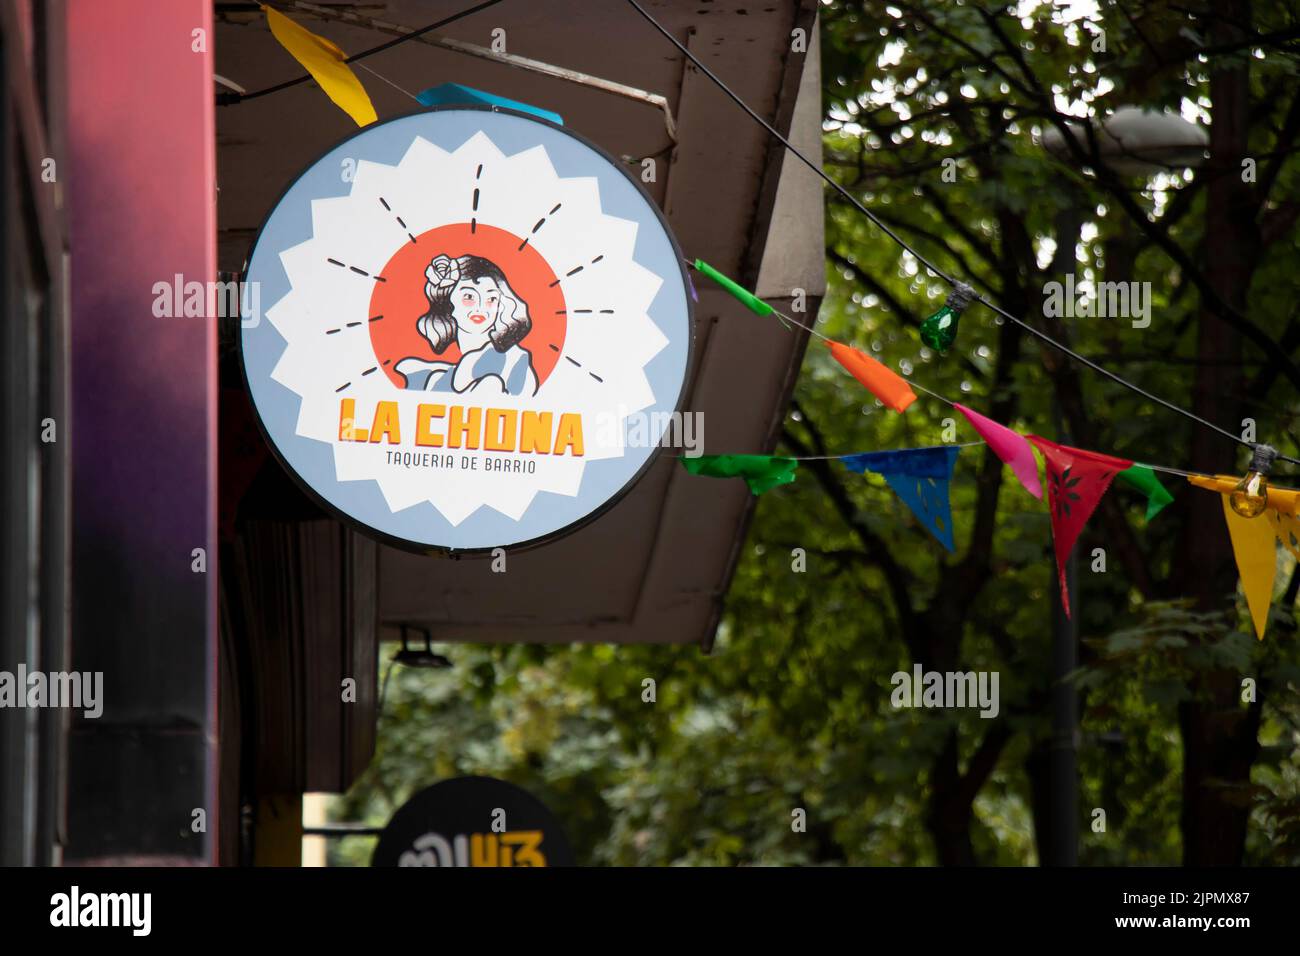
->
xmin=417 ymin=254 xmax=531 ymax=354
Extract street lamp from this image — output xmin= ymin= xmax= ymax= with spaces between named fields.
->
xmin=1042 ymin=105 xmax=1208 ymax=175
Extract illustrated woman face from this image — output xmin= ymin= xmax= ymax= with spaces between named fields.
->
xmin=450 ymin=277 xmax=501 ymax=334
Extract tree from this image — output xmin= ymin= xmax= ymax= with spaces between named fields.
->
xmin=820 ymin=0 xmax=1300 ymax=865
xmin=331 ymin=1 xmax=1300 ymax=867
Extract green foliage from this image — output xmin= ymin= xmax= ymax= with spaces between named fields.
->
xmin=330 ymin=1 xmax=1300 ymax=866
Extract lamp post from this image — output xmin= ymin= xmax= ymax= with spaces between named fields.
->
xmin=1044 ymin=200 xmax=1082 ymax=868
xmin=1038 ymin=107 xmax=1206 ymax=866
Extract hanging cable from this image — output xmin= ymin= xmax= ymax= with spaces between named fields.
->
xmin=218 ymin=0 xmax=507 ymax=105
xmin=751 ymin=293 xmax=1228 ymax=482
xmin=624 ymin=0 xmax=1300 ymax=467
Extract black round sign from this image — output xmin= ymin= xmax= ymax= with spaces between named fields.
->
xmin=372 ymin=776 xmax=574 ymax=868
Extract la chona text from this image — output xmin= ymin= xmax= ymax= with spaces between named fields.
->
xmin=338 ymin=399 xmax=585 ymax=456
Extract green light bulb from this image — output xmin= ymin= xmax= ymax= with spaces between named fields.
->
xmin=920 ymin=305 xmax=959 ymax=351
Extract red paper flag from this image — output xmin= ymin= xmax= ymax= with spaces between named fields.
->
xmin=825 ymin=340 xmax=917 ymax=413
xmin=1026 ymin=437 xmax=1132 ymax=617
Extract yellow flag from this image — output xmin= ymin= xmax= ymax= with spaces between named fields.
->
xmin=1186 ymin=473 xmax=1300 ymax=512
xmin=1267 ymin=485 xmax=1300 ymax=516
xmin=1270 ymin=510 xmax=1300 ymax=561
xmin=263 ymin=5 xmax=377 ymax=127
xmin=1188 ymin=475 xmax=1278 ymax=639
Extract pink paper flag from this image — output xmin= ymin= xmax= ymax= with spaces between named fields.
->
xmin=954 ymin=404 xmax=1042 ymax=499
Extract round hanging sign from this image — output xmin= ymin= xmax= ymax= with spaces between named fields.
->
xmin=240 ymin=106 xmax=693 ymax=553
xmin=371 ymin=776 xmax=574 ymax=868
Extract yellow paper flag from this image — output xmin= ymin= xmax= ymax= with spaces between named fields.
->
xmin=1270 ymin=510 xmax=1300 ymax=561
xmin=1267 ymin=485 xmax=1300 ymax=516
xmin=1185 ymin=473 xmax=1300 ymax=512
xmin=263 ymin=5 xmax=377 ymax=127
xmin=1219 ymin=495 xmax=1278 ymax=639
xmin=1188 ymin=475 xmax=1278 ymax=639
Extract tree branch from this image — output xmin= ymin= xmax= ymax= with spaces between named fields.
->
xmin=782 ymin=414 xmax=921 ymax=649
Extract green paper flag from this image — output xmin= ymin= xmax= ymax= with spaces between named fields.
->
xmin=1117 ymin=464 xmax=1174 ymax=521
xmin=681 ymin=454 xmax=798 ymax=495
xmin=692 ymin=260 xmax=774 ymax=316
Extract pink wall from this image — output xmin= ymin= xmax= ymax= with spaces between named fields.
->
xmin=64 ymin=0 xmax=217 ymax=864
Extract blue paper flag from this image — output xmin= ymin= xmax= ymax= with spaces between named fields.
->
xmin=415 ymin=82 xmax=564 ymax=126
xmin=840 ymin=446 xmax=962 ymax=551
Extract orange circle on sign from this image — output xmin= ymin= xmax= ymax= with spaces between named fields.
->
xmin=368 ymin=223 xmax=567 ymax=389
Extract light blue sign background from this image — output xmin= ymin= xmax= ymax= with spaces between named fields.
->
xmin=241 ymin=109 xmax=691 ymax=551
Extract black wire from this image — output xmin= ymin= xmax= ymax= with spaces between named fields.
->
xmin=623 ymin=0 xmax=1300 ymax=470
xmin=219 ymin=0 xmax=508 ymax=105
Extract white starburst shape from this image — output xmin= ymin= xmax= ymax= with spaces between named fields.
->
xmin=264 ymin=130 xmax=669 ymax=527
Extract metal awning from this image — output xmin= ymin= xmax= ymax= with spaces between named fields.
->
xmin=216 ymin=0 xmax=826 ymax=649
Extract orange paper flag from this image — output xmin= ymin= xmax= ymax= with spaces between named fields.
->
xmin=825 ymin=340 xmax=917 ymax=413
xmin=1188 ymin=475 xmax=1279 ymax=639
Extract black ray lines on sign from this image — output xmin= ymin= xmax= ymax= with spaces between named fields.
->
xmin=519 ymin=202 xmax=563 ymax=252
xmin=326 ymin=257 xmax=387 ymax=282
xmin=546 ymin=342 xmax=603 ymax=384
xmin=338 ymin=354 xmax=389 ymax=392
xmin=324 ymin=315 xmax=383 ymax=336
xmin=548 ymin=253 xmax=605 ymax=288
xmin=379 ymin=196 xmax=417 ymax=245
xmin=471 ymin=163 xmax=483 ymax=233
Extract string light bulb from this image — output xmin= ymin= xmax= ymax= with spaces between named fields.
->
xmin=1229 ymin=444 xmax=1277 ymax=518
xmin=919 ymin=282 xmax=976 ymax=351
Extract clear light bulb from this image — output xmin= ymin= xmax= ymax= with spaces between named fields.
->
xmin=1229 ymin=471 xmax=1268 ymax=517
xmin=1229 ymin=444 xmax=1277 ymax=519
